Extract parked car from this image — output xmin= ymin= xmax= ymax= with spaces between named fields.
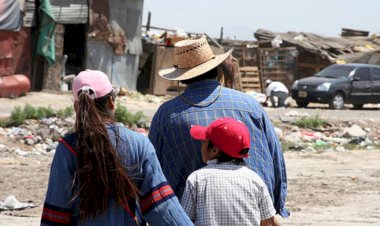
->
xmin=291 ymin=63 xmax=380 ymax=109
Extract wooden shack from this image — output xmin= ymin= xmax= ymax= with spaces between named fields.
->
xmin=254 ymin=29 xmax=380 ymax=89
xmin=137 ymin=39 xmax=226 ymax=96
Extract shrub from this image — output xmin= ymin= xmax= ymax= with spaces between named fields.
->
xmin=114 ymin=104 xmax=147 ymax=127
xmin=0 ymin=105 xmax=74 ymax=127
xmin=9 ymin=106 xmax=26 ymax=126
xmin=56 ymin=106 xmax=74 ymax=118
xmin=293 ymin=115 xmax=327 ymax=129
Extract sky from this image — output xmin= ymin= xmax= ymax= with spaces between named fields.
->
xmin=142 ymin=0 xmax=380 ymax=40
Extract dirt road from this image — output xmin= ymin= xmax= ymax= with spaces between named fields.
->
xmin=1 ymin=92 xmax=380 ymax=226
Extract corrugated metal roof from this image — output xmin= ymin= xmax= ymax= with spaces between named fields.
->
xmin=23 ymin=0 xmax=36 ymax=27
xmin=50 ymin=0 xmax=88 ymax=24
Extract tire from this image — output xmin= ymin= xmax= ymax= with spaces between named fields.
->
xmin=296 ymin=101 xmax=309 ymax=108
xmin=353 ymin=104 xmax=363 ymax=109
xmin=329 ymin=93 xmax=345 ymax=109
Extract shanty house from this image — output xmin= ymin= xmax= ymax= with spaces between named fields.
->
xmin=254 ymin=28 xmax=380 ymax=88
xmin=0 ymin=0 xmax=144 ymax=92
xmin=0 ymin=0 xmax=35 ymax=83
xmin=41 ymin=0 xmax=144 ymax=91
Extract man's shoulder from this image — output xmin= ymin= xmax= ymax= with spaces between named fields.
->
xmin=155 ymin=96 xmax=182 ymax=115
xmin=222 ymin=87 xmax=259 ymax=101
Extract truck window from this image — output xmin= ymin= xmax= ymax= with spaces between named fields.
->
xmin=372 ymin=68 xmax=380 ymax=81
xmin=354 ymin=68 xmax=370 ymax=81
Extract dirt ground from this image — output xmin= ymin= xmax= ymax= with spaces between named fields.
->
xmin=1 ymin=92 xmax=380 ymax=226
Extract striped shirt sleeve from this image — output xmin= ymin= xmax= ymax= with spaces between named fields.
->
xmin=41 ymin=140 xmax=76 ymax=226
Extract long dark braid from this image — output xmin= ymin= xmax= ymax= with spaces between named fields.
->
xmin=73 ymin=90 xmax=139 ymax=219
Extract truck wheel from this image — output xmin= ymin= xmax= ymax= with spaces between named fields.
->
xmin=329 ymin=93 xmax=344 ymax=109
xmin=296 ymin=101 xmax=309 ymax=108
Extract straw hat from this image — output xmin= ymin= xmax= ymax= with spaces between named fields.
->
xmin=159 ymin=36 xmax=233 ymax=81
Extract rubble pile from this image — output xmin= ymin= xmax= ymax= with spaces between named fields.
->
xmin=0 ymin=109 xmax=379 ymax=156
xmin=0 ymin=117 xmax=74 ymax=157
xmin=277 ymin=112 xmax=380 ymax=152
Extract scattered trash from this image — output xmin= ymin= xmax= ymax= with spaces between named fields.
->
xmin=348 ymin=137 xmax=366 ymax=145
xmin=322 ymin=137 xmax=349 ymax=144
xmin=313 ymin=140 xmax=329 ymax=149
xmin=0 ymin=195 xmax=36 ymax=211
xmin=344 ymin=124 xmax=366 ymax=137
xmin=284 ymin=111 xmax=310 ymax=117
xmin=15 ymin=148 xmax=29 ymax=156
xmin=274 ymin=127 xmax=283 ymax=139
xmin=246 ymin=91 xmax=267 ymax=103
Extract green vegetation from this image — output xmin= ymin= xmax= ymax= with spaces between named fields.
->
xmin=0 ymin=103 xmax=147 ymax=128
xmin=293 ymin=115 xmax=328 ymax=129
xmin=0 ymin=104 xmax=74 ymax=127
xmin=114 ymin=104 xmax=147 ymax=127
xmin=56 ymin=106 xmax=74 ymax=118
xmin=23 ymin=104 xmax=55 ymax=119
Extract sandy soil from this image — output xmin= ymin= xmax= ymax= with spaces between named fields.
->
xmin=1 ymin=92 xmax=380 ymax=226
xmin=279 ymin=150 xmax=380 ymax=226
xmin=1 ymin=149 xmax=379 ymax=226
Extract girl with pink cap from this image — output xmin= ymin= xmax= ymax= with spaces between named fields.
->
xmin=41 ymin=70 xmax=193 ymax=226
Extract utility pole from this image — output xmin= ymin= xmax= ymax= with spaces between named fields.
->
xmin=219 ymin=26 xmax=224 ymax=43
xmin=146 ymin=11 xmax=151 ymax=31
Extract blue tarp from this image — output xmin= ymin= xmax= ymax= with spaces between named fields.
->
xmin=0 ymin=0 xmax=22 ymax=31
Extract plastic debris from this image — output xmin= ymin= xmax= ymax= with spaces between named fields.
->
xmin=0 ymin=195 xmax=36 ymax=211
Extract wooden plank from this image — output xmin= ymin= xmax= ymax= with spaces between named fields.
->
xmin=239 ymin=65 xmax=262 ymax=92
xmin=240 ymin=66 xmax=258 ymax=71
xmin=241 ymin=77 xmax=260 ymax=82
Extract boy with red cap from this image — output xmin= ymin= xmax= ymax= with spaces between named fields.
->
xmin=181 ymin=117 xmax=278 ymax=226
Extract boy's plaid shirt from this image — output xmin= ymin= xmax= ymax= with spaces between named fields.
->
xmin=181 ymin=160 xmax=276 ymax=225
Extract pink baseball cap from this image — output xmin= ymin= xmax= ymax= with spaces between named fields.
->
xmin=72 ymin=70 xmax=113 ymax=101
xmin=190 ymin=117 xmax=251 ymax=158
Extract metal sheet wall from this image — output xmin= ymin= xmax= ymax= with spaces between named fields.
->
xmin=85 ymin=0 xmax=143 ymax=91
xmin=23 ymin=0 xmax=36 ymax=27
xmin=50 ymin=0 xmax=88 ymax=24
xmin=86 ymin=40 xmax=139 ymax=90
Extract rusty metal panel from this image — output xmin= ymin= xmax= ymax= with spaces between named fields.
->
xmin=50 ymin=0 xmax=88 ymax=24
xmin=0 ymin=29 xmax=32 ymax=78
xmin=0 ymin=32 xmax=15 ymax=76
xmin=13 ymin=28 xmax=33 ymax=79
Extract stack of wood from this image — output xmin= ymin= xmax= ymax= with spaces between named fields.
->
xmin=238 ymin=66 xmax=262 ymax=93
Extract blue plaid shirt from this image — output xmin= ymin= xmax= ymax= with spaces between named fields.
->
xmin=149 ymin=80 xmax=289 ymax=217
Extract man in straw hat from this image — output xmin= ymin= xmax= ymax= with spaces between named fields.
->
xmin=149 ymin=35 xmax=289 ymax=219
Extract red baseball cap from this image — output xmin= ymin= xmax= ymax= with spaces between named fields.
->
xmin=190 ymin=117 xmax=251 ymax=158
xmin=72 ymin=70 xmax=113 ymax=101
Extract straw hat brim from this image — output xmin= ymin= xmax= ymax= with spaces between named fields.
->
xmin=158 ymin=49 xmax=233 ymax=81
